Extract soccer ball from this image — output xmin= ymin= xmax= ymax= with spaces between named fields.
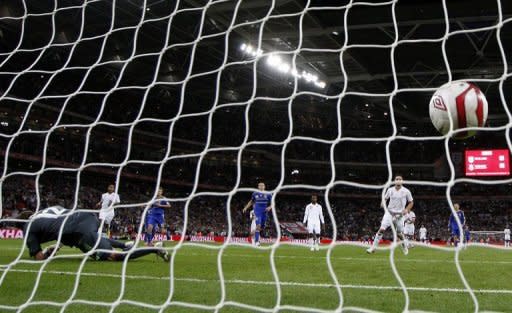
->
xmin=429 ymin=81 xmax=488 ymax=138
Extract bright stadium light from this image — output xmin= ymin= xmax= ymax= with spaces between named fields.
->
xmin=291 ymin=69 xmax=301 ymax=77
xmin=267 ymin=54 xmax=282 ymax=66
xmin=315 ymin=81 xmax=326 ymax=89
xmin=240 ymin=42 xmax=326 ymax=89
xmin=278 ymin=63 xmax=290 ymax=73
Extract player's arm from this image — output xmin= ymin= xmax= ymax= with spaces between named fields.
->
xmin=448 ymin=214 xmax=455 ymax=230
xmin=460 ymin=211 xmax=465 ymax=226
xmin=242 ymin=200 xmax=253 ymax=213
xmin=156 ymin=200 xmax=172 ymax=209
xmin=403 ymin=191 xmax=414 ymax=214
xmin=303 ymin=205 xmax=309 ymax=224
xmin=381 ymin=189 xmax=391 ymax=208
xmin=404 ymin=201 xmax=413 ymax=213
xmin=26 ymin=232 xmax=46 ymax=260
xmin=320 ymin=206 xmax=326 ymax=231
xmin=265 ymin=194 xmax=272 ymax=212
xmin=114 ymin=194 xmax=121 ymax=205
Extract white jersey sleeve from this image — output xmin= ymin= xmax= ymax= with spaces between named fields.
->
xmin=303 ymin=205 xmax=310 ymax=224
xmin=406 ymin=189 xmax=413 ymax=202
xmin=384 ymin=188 xmax=391 ymax=200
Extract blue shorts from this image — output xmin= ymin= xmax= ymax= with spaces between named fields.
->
xmin=255 ymin=211 xmax=267 ymax=227
xmin=146 ymin=214 xmax=164 ymax=227
xmin=451 ymin=227 xmax=461 ymax=237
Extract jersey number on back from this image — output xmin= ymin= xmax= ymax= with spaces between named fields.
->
xmin=36 ymin=206 xmax=69 ymax=218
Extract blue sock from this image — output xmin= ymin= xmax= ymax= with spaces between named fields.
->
xmin=255 ymin=231 xmax=260 ymax=243
xmin=146 ymin=231 xmax=153 ymax=244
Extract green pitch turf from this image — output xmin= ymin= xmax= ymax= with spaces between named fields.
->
xmin=0 ymin=240 xmax=510 ymax=313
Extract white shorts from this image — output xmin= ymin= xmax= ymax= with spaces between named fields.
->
xmin=99 ymin=210 xmax=114 ymax=225
xmin=307 ymin=222 xmax=321 ymax=234
xmin=404 ymin=224 xmax=415 ymax=236
xmin=420 ymin=235 xmax=427 ymax=241
xmin=250 ymin=220 xmax=256 ymax=233
xmin=505 ymin=236 xmax=510 ymax=241
xmin=380 ymin=212 xmax=404 ymax=233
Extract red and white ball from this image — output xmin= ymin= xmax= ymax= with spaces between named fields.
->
xmin=429 ymin=81 xmax=488 ymax=138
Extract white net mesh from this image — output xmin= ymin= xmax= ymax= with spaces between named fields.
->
xmin=0 ymin=0 xmax=511 ymax=312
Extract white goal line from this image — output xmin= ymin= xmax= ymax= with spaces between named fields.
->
xmin=3 ymin=247 xmax=512 ymax=265
xmin=1 ymin=268 xmax=510 ymax=295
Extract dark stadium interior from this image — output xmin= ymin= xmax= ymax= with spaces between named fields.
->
xmin=1 ymin=0 xmax=512 ymax=241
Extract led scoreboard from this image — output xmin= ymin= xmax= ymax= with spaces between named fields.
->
xmin=465 ymin=149 xmax=510 ymax=177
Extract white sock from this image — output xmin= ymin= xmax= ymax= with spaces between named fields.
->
xmin=372 ymin=233 xmax=383 ymax=250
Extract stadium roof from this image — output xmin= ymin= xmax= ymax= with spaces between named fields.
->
xmin=0 ymin=0 xmax=511 ymax=187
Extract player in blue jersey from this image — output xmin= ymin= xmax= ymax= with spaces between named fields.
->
xmin=145 ymin=187 xmax=172 ymax=246
xmin=448 ymin=203 xmax=465 ymax=247
xmin=243 ymin=182 xmax=272 ymax=246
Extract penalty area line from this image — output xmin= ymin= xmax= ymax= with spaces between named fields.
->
xmin=1 ymin=268 xmax=511 ymax=294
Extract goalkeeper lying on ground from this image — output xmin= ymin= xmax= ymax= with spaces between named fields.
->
xmin=18 ymin=206 xmax=169 ymax=262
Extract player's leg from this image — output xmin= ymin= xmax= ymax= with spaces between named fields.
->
xmin=254 ymin=212 xmax=266 ymax=246
xmin=309 ymin=232 xmax=314 ymax=251
xmin=254 ymin=224 xmax=261 ymax=246
xmin=145 ymin=216 xmax=155 ymax=246
xmin=250 ymin=220 xmax=256 ymax=245
xmin=98 ymin=211 xmax=112 ymax=238
xmin=405 ymin=226 xmax=414 ymax=248
xmin=314 ymin=223 xmax=321 ymax=251
xmin=307 ymin=223 xmax=315 ymax=250
xmin=76 ymin=232 xmax=114 ymax=260
xmin=395 ymin=217 xmax=408 ymax=255
xmin=106 ymin=212 xmax=114 ymax=238
xmin=107 ymin=238 xmax=134 ymax=250
xmin=452 ymin=228 xmax=460 ymax=247
xmin=108 ymin=243 xmax=169 ymax=262
xmin=367 ymin=213 xmax=391 ymax=253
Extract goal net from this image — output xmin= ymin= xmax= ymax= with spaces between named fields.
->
xmin=1 ymin=0 xmax=511 ymax=312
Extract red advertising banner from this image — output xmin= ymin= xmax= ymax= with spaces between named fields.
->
xmin=280 ymin=222 xmax=309 ymax=235
xmin=0 ymin=228 xmax=24 ymax=239
xmin=465 ymin=149 xmax=510 ymax=176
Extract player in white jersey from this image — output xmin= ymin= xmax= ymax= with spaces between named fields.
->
xmin=367 ymin=175 xmax=413 ymax=255
xmin=403 ymin=210 xmax=416 ymax=248
xmin=96 ymin=184 xmax=120 ymax=237
xmin=303 ymin=195 xmax=325 ymax=251
xmin=504 ymin=226 xmax=510 ymax=247
xmin=249 ymin=210 xmax=257 ymax=245
xmin=419 ymin=225 xmax=428 ymax=243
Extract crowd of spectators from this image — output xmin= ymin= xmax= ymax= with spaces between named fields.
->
xmin=2 ymin=176 xmax=511 ymax=242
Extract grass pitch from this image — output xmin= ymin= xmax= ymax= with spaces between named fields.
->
xmin=0 ymin=240 xmax=510 ymax=313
